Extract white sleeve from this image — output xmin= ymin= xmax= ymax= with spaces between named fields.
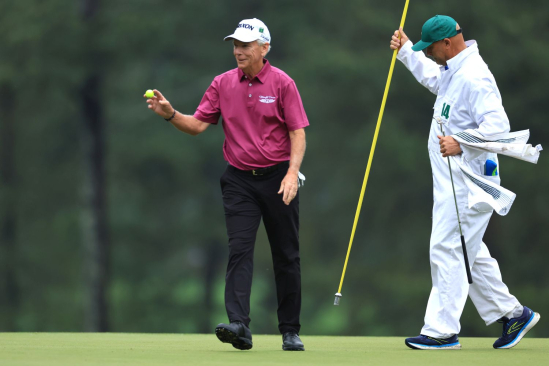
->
xmin=469 ymin=77 xmax=510 ymax=137
xmin=396 ymin=41 xmax=441 ymax=95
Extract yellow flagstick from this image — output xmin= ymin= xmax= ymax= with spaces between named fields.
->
xmin=334 ymin=0 xmax=410 ymax=306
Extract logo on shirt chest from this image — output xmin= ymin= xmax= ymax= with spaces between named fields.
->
xmin=259 ymin=95 xmax=276 ymax=104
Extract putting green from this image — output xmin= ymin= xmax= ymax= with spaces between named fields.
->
xmin=0 ymin=333 xmax=547 ymax=365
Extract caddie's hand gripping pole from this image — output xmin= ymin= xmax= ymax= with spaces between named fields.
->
xmin=334 ymin=0 xmax=410 ymax=306
xmin=435 ymin=117 xmax=473 ymax=285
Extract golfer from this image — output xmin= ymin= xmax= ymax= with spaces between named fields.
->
xmin=390 ymin=15 xmax=540 ymax=350
xmin=145 ymin=18 xmax=307 ymax=351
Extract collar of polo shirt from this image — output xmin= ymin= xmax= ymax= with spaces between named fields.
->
xmin=237 ymin=59 xmax=271 ymax=83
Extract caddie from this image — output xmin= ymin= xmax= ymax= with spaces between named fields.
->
xmin=145 ymin=18 xmax=308 ymax=351
xmin=390 ymin=15 xmax=540 ymax=350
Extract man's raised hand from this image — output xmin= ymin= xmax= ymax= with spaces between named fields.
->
xmin=144 ymin=89 xmax=174 ymax=119
xmin=390 ymin=27 xmax=409 ymax=51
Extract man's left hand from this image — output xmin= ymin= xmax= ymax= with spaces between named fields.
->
xmin=278 ymin=171 xmax=299 ymax=205
xmin=437 ymin=135 xmax=462 ymax=157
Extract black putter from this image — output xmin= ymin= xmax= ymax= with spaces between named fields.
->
xmin=435 ymin=117 xmax=473 ymax=285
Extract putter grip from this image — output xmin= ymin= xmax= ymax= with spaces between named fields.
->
xmin=460 ymin=235 xmax=473 ymax=284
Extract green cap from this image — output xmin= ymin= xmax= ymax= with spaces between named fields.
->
xmin=411 ymin=15 xmax=459 ymax=51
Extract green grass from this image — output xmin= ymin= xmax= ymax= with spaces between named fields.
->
xmin=0 ymin=333 xmax=547 ymax=365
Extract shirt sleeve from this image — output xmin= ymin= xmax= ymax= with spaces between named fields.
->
xmin=397 ymin=41 xmax=441 ymax=95
xmin=281 ymin=80 xmax=309 ymax=131
xmin=193 ymin=79 xmax=221 ymax=124
xmin=468 ymin=77 xmax=510 ymax=137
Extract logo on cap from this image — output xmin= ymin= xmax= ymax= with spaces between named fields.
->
xmin=237 ymin=23 xmax=254 ymax=31
xmin=259 ymin=27 xmax=264 ymax=33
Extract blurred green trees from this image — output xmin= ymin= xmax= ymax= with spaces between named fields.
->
xmin=0 ymin=0 xmax=547 ymax=337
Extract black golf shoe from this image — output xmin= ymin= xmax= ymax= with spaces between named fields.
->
xmin=282 ymin=332 xmax=305 ymax=351
xmin=215 ymin=321 xmax=253 ymax=350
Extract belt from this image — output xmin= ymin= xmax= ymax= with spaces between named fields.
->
xmin=230 ymin=161 xmax=288 ymax=176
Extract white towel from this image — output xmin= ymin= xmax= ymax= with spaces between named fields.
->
xmin=452 ymin=156 xmax=516 ymax=215
xmin=450 ymin=129 xmax=542 ymax=216
xmin=453 ymin=129 xmax=543 ymax=164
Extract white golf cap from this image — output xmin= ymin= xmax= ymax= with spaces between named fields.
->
xmin=224 ymin=18 xmax=271 ymax=44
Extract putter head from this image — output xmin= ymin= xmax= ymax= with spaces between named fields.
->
xmin=334 ymin=293 xmax=342 ymax=306
xmin=432 ymin=116 xmax=447 ymax=135
xmin=432 ymin=116 xmax=446 ymax=125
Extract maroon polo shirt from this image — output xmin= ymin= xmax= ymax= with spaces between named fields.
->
xmin=193 ymin=59 xmax=309 ymax=170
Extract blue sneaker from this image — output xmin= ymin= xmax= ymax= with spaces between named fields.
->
xmin=405 ymin=334 xmax=461 ymax=350
xmin=493 ymin=306 xmax=540 ymax=349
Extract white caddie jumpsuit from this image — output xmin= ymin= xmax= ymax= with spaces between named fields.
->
xmin=397 ymin=40 xmax=522 ymax=338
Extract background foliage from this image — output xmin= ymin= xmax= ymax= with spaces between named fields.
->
xmin=0 ymin=0 xmax=547 ymax=337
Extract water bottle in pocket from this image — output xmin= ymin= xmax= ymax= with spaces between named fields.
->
xmin=485 ymin=159 xmax=498 ymax=176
